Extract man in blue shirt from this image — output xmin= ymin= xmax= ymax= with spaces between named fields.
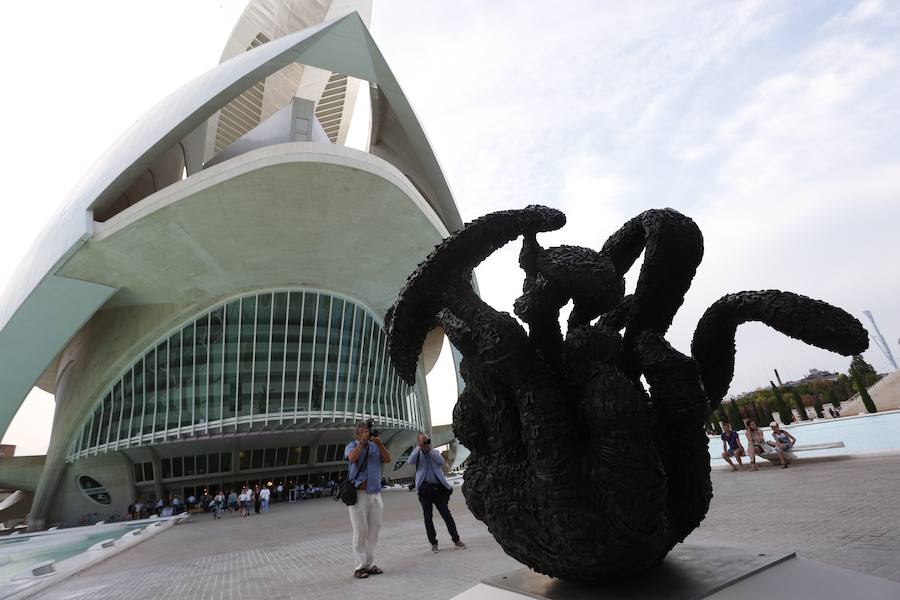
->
xmin=720 ymin=422 xmax=746 ymax=471
xmin=408 ymin=433 xmax=466 ymax=553
xmin=344 ymin=420 xmax=392 ymax=579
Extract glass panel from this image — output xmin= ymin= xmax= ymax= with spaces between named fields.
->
xmin=154 ymin=342 xmax=167 ymax=434
xmin=161 ymin=458 xmax=172 ymax=479
xmin=300 ymin=293 xmax=318 ymax=411
xmin=209 ymin=307 xmax=224 ymax=423
xmin=354 ymin=315 xmax=367 ymax=416
xmin=139 ymin=351 xmax=153 ymax=435
xmin=275 ymin=447 xmax=287 ymax=467
xmin=180 ymin=324 xmax=195 ymax=428
xmin=144 ymin=462 xmax=154 ymax=481
xmin=270 ymin=292 xmax=288 ymax=415
xmin=313 ymin=294 xmax=338 ymax=411
xmin=361 ymin=315 xmax=376 ymax=417
xmin=97 ymin=393 xmax=112 ymax=446
xmin=251 ymin=449 xmax=263 ymax=469
xmin=196 ymin=454 xmax=207 ymax=475
xmin=134 ymin=462 xmax=144 ymax=482
xmin=194 ymin=315 xmax=208 ymax=425
xmin=285 ymin=292 xmax=303 ymax=412
xmin=253 ymin=293 xmax=272 ymax=417
xmin=221 ymin=452 xmax=232 ymax=472
xmin=223 ymin=301 xmax=241 ymax=421
xmin=167 ymin=335 xmax=181 ymax=432
xmin=288 ymin=446 xmax=301 ymax=465
xmin=73 ymin=426 xmax=83 ymax=457
xmin=238 ymin=297 xmax=256 ymax=418
xmin=262 ymin=448 xmax=275 ymax=468
xmin=316 ymin=445 xmax=327 ymax=463
xmin=312 ymin=295 xmax=329 ymax=412
xmin=239 ymin=451 xmax=250 ymax=471
xmin=324 ymin=298 xmax=343 ymax=413
xmin=184 ymin=455 xmax=195 ymax=477
xmin=373 ymin=331 xmax=386 ymax=418
xmin=106 ymin=383 xmax=122 ymax=446
xmin=208 ymin=453 xmax=220 ymax=474
xmin=172 ymin=456 xmax=183 ymax=478
xmin=119 ymin=370 xmax=133 ymax=441
xmin=337 ymin=302 xmax=355 ymax=413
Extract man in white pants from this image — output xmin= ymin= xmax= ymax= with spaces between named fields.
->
xmin=344 ymin=421 xmax=392 ymax=579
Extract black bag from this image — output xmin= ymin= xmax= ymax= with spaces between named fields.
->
xmin=419 ymin=481 xmax=449 ymax=498
xmin=417 ymin=452 xmax=452 ymax=499
xmin=336 ymin=449 xmax=368 ymax=506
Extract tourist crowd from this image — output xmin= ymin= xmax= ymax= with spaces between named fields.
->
xmin=125 ymin=480 xmax=340 ymax=521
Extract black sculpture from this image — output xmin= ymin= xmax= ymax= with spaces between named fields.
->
xmin=385 ymin=205 xmax=867 ymax=581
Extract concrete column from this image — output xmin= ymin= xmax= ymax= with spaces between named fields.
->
xmin=145 ymin=446 xmax=164 ymax=502
xmin=27 ymin=364 xmax=76 ymax=531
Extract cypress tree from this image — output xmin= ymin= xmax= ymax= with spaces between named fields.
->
xmin=850 ymin=355 xmax=878 ymax=388
xmin=827 ymin=387 xmax=842 ymax=409
xmin=748 ymin=401 xmax=761 ymax=425
xmin=770 ymin=382 xmax=791 ymax=424
xmin=725 ymin=401 xmax=745 ymax=430
xmin=813 ymin=394 xmax=824 ymax=419
xmin=789 ymin=387 xmax=809 ymax=421
xmin=757 ymin=399 xmax=773 ymax=425
xmin=852 ymin=371 xmax=878 ymax=413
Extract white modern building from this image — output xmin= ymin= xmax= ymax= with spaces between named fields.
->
xmin=0 ymin=0 xmax=462 ymax=528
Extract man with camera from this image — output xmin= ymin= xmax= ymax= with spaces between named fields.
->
xmin=408 ymin=433 xmax=466 ymax=553
xmin=344 ymin=420 xmax=392 ymax=579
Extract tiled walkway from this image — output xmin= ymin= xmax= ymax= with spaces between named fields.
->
xmin=41 ymin=455 xmax=900 ymax=599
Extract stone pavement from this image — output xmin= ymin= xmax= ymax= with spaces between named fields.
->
xmin=41 ymin=455 xmax=900 ymax=599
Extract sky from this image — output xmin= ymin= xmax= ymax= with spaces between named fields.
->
xmin=1 ymin=0 xmax=898 ymax=455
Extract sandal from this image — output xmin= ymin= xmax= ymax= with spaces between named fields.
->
xmin=366 ymin=565 xmax=384 ymax=575
xmin=353 ymin=569 xmax=369 ymax=579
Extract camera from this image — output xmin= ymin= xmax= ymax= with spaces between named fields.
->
xmin=365 ymin=419 xmax=379 ymax=438
xmin=423 ymin=437 xmax=431 ymax=446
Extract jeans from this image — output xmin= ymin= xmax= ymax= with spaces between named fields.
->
xmin=348 ymin=492 xmax=383 ymax=571
xmin=261 ymin=499 xmax=269 ymax=513
xmin=418 ymin=485 xmax=459 ymax=545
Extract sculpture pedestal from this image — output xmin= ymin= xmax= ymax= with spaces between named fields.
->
xmin=451 ymin=544 xmax=900 ymax=600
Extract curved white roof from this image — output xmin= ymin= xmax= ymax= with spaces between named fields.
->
xmin=0 ymin=13 xmax=461 ymax=436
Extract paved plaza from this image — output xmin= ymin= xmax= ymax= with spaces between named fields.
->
xmin=41 ymin=455 xmax=900 ymax=599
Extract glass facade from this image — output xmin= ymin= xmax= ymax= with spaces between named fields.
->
xmin=68 ymin=289 xmax=426 ymax=461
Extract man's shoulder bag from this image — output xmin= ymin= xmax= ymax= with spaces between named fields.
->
xmin=336 ymin=447 xmax=368 ymax=506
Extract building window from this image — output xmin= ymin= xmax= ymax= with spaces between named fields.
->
xmin=77 ymin=475 xmax=111 ymax=505
xmin=68 ymin=289 xmax=424 ymax=461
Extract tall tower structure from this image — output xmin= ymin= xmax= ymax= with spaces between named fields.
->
xmin=863 ymin=310 xmax=897 ymax=370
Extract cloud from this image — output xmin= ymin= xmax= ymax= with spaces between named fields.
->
xmin=374 ymin=0 xmax=900 ymax=406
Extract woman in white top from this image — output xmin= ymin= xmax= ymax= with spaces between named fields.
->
xmin=744 ymin=420 xmax=773 ymax=471
xmin=238 ymin=488 xmax=248 ymax=517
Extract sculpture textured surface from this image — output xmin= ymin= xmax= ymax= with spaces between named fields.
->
xmin=385 ymin=205 xmax=868 ymax=581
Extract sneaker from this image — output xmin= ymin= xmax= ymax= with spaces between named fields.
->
xmin=454 ymin=540 xmax=467 ymax=549
xmin=431 ymin=544 xmax=439 ymax=553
